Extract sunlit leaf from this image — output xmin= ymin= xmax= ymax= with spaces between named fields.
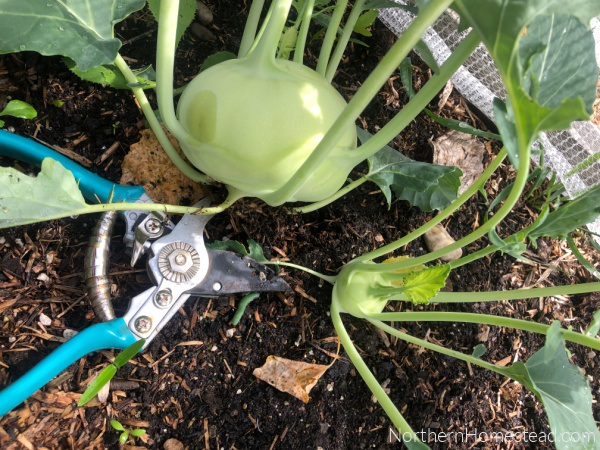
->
xmin=402 ymin=265 xmax=449 ymax=304
xmin=500 ymin=322 xmax=600 ymax=449
xmin=113 ymin=338 xmax=145 ymax=368
xmin=78 ymin=365 xmax=117 ymax=406
xmin=0 ymin=100 xmax=37 ymax=120
xmin=0 ymin=158 xmax=89 ymax=228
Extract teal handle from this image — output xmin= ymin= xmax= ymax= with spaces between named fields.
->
xmin=0 ymin=129 xmax=145 ymax=203
xmin=0 ymin=318 xmax=137 ymax=416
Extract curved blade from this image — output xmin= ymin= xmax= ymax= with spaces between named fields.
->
xmin=190 ymin=250 xmax=291 ymax=296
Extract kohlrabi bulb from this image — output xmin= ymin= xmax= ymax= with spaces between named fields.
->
xmin=176 ymin=57 xmax=358 ymax=204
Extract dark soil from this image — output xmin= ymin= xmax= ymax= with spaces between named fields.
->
xmin=1 ymin=2 xmax=600 ymax=450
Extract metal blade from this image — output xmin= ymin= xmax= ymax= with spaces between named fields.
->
xmin=189 ymin=250 xmax=291 ymax=296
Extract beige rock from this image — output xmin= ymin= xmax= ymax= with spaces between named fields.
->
xmin=163 ymin=438 xmax=184 ymax=450
xmin=423 ymin=224 xmax=463 ymax=262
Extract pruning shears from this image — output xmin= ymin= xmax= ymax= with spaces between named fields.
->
xmin=0 ymin=129 xmax=291 ymax=416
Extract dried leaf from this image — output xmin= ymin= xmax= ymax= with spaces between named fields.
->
xmin=432 ymin=130 xmax=485 ymax=195
xmin=253 ymin=356 xmax=329 ymax=403
xmin=120 ymin=127 xmax=211 ymax=205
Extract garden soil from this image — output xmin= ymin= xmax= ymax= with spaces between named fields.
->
xmin=1 ymin=2 xmax=600 ymax=449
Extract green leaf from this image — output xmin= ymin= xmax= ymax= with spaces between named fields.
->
xmin=399 ymin=57 xmax=415 ymax=99
xmin=277 ymin=26 xmax=298 ymax=59
xmin=147 ymin=0 xmax=197 ymax=46
xmin=205 ymin=239 xmax=270 ymax=265
xmin=359 ymin=128 xmax=462 ymax=212
xmin=0 ymin=120 xmax=4 ymax=127
xmin=519 ymin=14 xmax=597 ymax=115
xmin=200 ymin=51 xmax=237 ymax=72
xmin=500 ymin=322 xmax=600 ymax=448
xmin=585 ymin=310 xmax=600 ymax=338
xmin=113 ymin=338 xmax=145 ymax=368
xmin=78 ymin=364 xmax=117 ymax=406
xmin=353 ymin=10 xmax=379 ymax=37
xmin=130 ymin=429 xmax=146 ymax=437
xmin=0 ymin=158 xmax=89 ymax=229
xmin=452 ymin=2 xmax=600 ymax=170
xmin=567 ymin=235 xmax=600 ymax=280
xmin=424 ymin=109 xmax=501 ymax=140
xmin=119 ymin=431 xmax=129 ymax=444
xmin=402 ymin=265 xmax=449 ymax=304
xmin=110 ymin=419 xmax=125 ymax=432
xmin=64 ymin=58 xmax=156 ymax=90
xmin=413 ymin=39 xmax=440 ymax=74
xmin=528 ymin=184 xmax=600 ymax=242
xmin=472 ymin=343 xmax=486 ymax=359
xmin=0 ymin=100 xmax=37 ymax=120
xmin=0 ymin=0 xmax=146 ymax=71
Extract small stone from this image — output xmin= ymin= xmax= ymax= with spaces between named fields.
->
xmin=196 ymin=1 xmax=213 ymax=25
xmin=63 ymin=329 xmax=79 ymax=339
xmin=226 ymin=328 xmax=236 ymax=338
xmin=326 ymin=382 xmax=334 ymax=392
xmin=211 ymin=345 xmax=218 ymax=352
xmin=423 ymin=224 xmax=463 ymax=262
xmin=8 ymin=336 xmax=16 ymax=343
xmin=39 ymin=313 xmax=52 ymax=326
xmin=190 ymin=22 xmax=216 ymax=42
xmin=37 ymin=273 xmax=50 ymax=282
xmin=164 ymin=438 xmax=184 ymax=450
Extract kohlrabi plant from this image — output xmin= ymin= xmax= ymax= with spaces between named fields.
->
xmin=0 ymin=0 xmax=470 ymax=225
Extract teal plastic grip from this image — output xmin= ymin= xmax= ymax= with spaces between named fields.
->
xmin=0 ymin=129 xmax=145 ymax=203
xmin=0 ymin=318 xmax=137 ymax=416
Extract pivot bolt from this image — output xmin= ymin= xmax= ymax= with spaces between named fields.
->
xmin=155 ymin=289 xmax=173 ymax=308
xmin=134 ymin=316 xmax=152 ymax=333
xmin=145 ymin=217 xmax=162 ymax=235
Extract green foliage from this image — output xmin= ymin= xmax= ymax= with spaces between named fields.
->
xmin=0 ymin=0 xmax=146 ymax=71
xmin=64 ymin=59 xmax=156 ymax=90
xmin=110 ymin=420 xmax=146 ymax=444
xmin=499 ymin=322 xmax=600 ymax=448
xmin=358 ymin=128 xmax=462 ymax=212
xmin=206 ymin=239 xmax=270 ymax=265
xmin=0 ymin=100 xmax=37 ymax=127
xmin=0 ymin=158 xmax=88 ymax=228
xmin=78 ymin=339 xmax=145 ymax=407
xmin=353 ymin=10 xmax=379 ymax=37
xmin=199 ymin=52 xmax=237 ymax=72
xmin=402 ymin=265 xmax=449 ymax=304
xmin=424 ymin=109 xmax=501 ymax=140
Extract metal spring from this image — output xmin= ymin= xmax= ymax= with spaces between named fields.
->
xmin=84 ymin=211 xmax=117 ymax=322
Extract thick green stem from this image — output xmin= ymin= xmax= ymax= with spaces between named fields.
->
xmin=293 ymin=177 xmax=368 ymax=213
xmin=354 ymin=148 xmax=507 ymax=263
xmin=432 ymin=282 xmax=600 ymax=303
xmin=239 ymin=0 xmax=266 ymax=58
xmin=325 ymin=0 xmax=366 ymax=83
xmin=293 ymin=0 xmax=315 ymax=64
xmin=315 ymin=0 xmax=349 ymax=76
xmin=331 ymin=301 xmax=423 ymax=445
xmin=114 ymin=55 xmax=209 ymax=184
xmin=370 ymin=311 xmax=600 ymax=351
xmin=247 ymin=0 xmax=293 ymax=66
xmin=156 ymin=0 xmax=199 ymax=145
xmin=265 ymin=0 xmax=455 ymax=206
